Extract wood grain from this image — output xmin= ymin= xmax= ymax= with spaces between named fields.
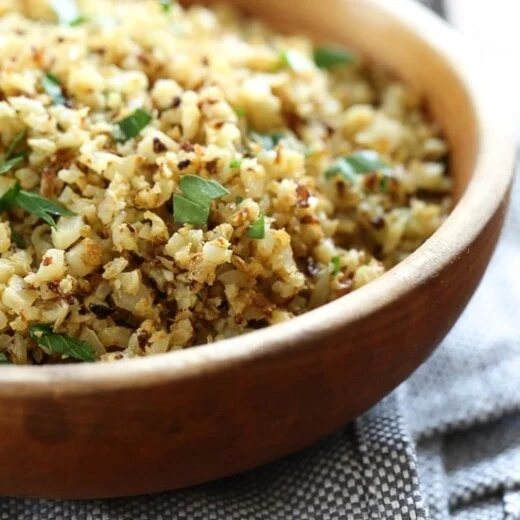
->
xmin=0 ymin=0 xmax=515 ymax=498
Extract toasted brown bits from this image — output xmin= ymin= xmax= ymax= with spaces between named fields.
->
xmin=47 ymin=282 xmax=61 ymax=294
xmin=137 ymin=53 xmax=150 ymax=66
xmin=153 ymin=137 xmax=167 ymax=153
xmin=336 ymin=278 xmax=354 ymax=296
xmin=296 ymin=183 xmax=311 ymax=208
xmin=301 ymin=215 xmax=319 ymax=225
xmin=42 ymin=256 xmax=53 ymax=266
xmin=323 ymin=122 xmax=335 ymax=137
xmin=172 ymin=96 xmax=181 ymax=108
xmin=364 ymin=172 xmax=379 ymax=192
xmin=137 ymin=331 xmax=150 ymax=348
xmin=89 ymin=303 xmax=116 ymax=319
xmin=336 ymin=181 xmax=347 ymax=197
xmin=40 ymin=167 xmax=56 ymax=198
xmin=180 ymin=141 xmax=194 ymax=152
xmin=370 ymin=215 xmax=385 ymax=230
xmin=205 ymin=159 xmax=219 ymax=175
xmin=177 ymin=159 xmax=191 ymax=170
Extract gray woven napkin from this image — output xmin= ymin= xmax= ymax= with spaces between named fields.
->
xmin=2 ymin=2 xmax=519 ymax=518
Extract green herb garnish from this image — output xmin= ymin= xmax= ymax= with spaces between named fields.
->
xmin=247 ymin=215 xmax=265 ymax=239
xmin=0 ymin=353 xmax=10 ymax=364
xmin=0 ymin=129 xmax=28 ymax=175
xmin=160 ymin=0 xmax=173 ymax=13
xmin=173 ymin=175 xmax=229 ymax=226
xmin=29 ymin=323 xmax=95 ymax=362
xmin=331 ymin=255 xmax=341 ymax=276
xmin=233 ymin=107 xmax=246 ymax=117
xmin=6 ymin=129 xmax=27 ymax=159
xmin=230 ymin=158 xmax=243 ymax=169
xmin=249 ymin=131 xmax=286 ymax=150
xmin=14 ymin=190 xmax=74 ymax=228
xmin=114 ymin=109 xmax=152 ymax=142
xmin=235 ymin=196 xmax=243 ymax=204
xmin=380 ymin=176 xmax=389 ymax=194
xmin=313 ymin=46 xmax=355 ymax=69
xmin=69 ymin=15 xmax=88 ymax=26
xmin=0 ymin=181 xmax=74 ymax=228
xmin=180 ymin=175 xmax=229 ymax=203
xmin=41 ymin=72 xmax=67 ymax=105
xmin=10 ymin=230 xmax=26 ymax=249
xmin=325 ymin=150 xmax=387 ymax=182
xmin=0 ymin=156 xmax=25 ymax=176
xmin=343 ymin=150 xmax=387 ymax=173
xmin=0 ymin=182 xmax=21 ymax=211
xmin=173 ymin=196 xmax=209 ymax=226
xmin=325 ymin=158 xmax=357 ymax=183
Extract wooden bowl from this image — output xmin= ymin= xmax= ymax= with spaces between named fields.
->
xmin=0 ymin=0 xmax=516 ymax=499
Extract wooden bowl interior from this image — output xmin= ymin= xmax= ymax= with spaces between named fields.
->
xmin=181 ymin=0 xmax=478 ymax=200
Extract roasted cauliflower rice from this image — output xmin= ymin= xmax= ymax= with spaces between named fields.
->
xmin=0 ymin=0 xmax=451 ymax=364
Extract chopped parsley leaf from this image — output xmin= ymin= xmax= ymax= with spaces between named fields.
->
xmin=41 ymin=72 xmax=67 ymax=105
xmin=247 ymin=215 xmax=265 ymax=239
xmin=29 ymin=323 xmax=95 ymax=361
xmin=313 ymin=46 xmax=355 ymax=69
xmin=113 ymin=109 xmax=153 ymax=142
xmin=173 ymin=175 xmax=229 ymax=226
xmin=331 ymin=255 xmax=341 ymax=276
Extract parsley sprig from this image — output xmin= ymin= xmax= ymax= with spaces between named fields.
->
xmin=331 ymin=255 xmax=341 ymax=276
xmin=325 ymin=150 xmax=388 ymax=183
xmin=173 ymin=175 xmax=229 ymax=226
xmin=249 ymin=131 xmax=286 ymax=150
xmin=10 ymin=230 xmax=26 ymax=249
xmin=160 ymin=0 xmax=174 ymax=13
xmin=29 ymin=324 xmax=95 ymax=362
xmin=313 ymin=46 xmax=355 ymax=69
xmin=1 ymin=129 xmax=28 ymax=175
xmin=0 ymin=181 xmax=74 ymax=228
xmin=113 ymin=109 xmax=153 ymax=142
xmin=41 ymin=72 xmax=67 ymax=105
xmin=247 ymin=215 xmax=266 ymax=239
xmin=69 ymin=15 xmax=89 ymax=26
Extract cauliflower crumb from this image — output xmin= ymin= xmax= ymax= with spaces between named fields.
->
xmin=0 ymin=0 xmax=450 ymax=363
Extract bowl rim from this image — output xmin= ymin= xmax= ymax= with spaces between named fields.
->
xmin=0 ymin=0 xmax=516 ymax=395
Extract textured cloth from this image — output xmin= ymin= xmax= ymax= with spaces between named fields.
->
xmin=1 ymin=2 xmax=519 ymax=518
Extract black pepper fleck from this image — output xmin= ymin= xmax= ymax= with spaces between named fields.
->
xmin=177 ymin=159 xmax=191 ymax=170
xmin=89 ymin=303 xmax=116 ymax=319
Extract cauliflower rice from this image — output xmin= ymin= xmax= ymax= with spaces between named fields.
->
xmin=0 ymin=0 xmax=451 ymax=364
